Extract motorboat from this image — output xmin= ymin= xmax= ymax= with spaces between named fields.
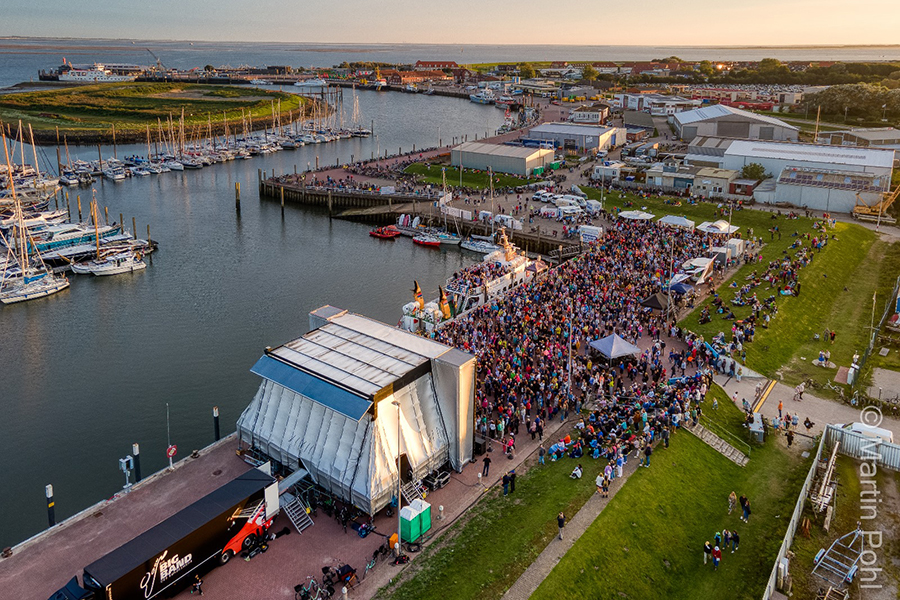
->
xmin=460 ymin=238 xmax=502 ymax=255
xmin=436 ymin=232 xmax=461 ymax=246
xmin=369 ymin=225 xmax=401 ymax=239
xmin=103 ymin=167 xmax=126 ymax=181
xmin=469 ymin=89 xmax=496 ymax=105
xmin=412 ymin=234 xmax=441 ymax=248
xmin=130 ymin=167 xmax=151 ymax=177
xmin=294 ymin=78 xmax=327 ymax=88
xmin=165 ymin=160 xmax=185 ymax=171
xmin=71 ymin=250 xmax=146 ymax=276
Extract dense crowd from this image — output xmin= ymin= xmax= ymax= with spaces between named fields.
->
xmin=434 ymin=218 xmax=732 ymax=474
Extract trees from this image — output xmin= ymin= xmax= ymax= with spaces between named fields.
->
xmin=581 ymin=65 xmax=598 ymax=82
xmin=697 ymin=61 xmax=716 ymax=77
xmin=519 ymin=63 xmax=536 ymax=79
xmin=741 ymin=163 xmax=768 ymax=181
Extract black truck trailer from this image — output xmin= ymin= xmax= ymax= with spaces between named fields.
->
xmin=49 ymin=469 xmax=279 ymax=600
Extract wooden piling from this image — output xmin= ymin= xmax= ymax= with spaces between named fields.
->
xmin=104 ymin=206 xmax=109 ymax=225
xmin=147 ymin=224 xmax=151 ymax=244
xmin=76 ymin=195 xmax=82 ymax=221
xmin=65 ymin=192 xmax=70 ymax=220
xmin=327 ymin=190 xmax=333 ymax=218
xmin=133 ymin=217 xmax=137 ymax=240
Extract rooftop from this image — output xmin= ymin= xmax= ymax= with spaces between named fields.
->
xmin=674 ymin=104 xmax=799 ymax=130
xmin=529 ymin=122 xmax=615 ymax=136
xmin=777 ymin=166 xmax=890 ymax=193
xmin=725 ymin=139 xmax=896 ymax=169
xmin=454 ymin=141 xmax=553 ymax=159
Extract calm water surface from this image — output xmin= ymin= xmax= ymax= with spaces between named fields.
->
xmin=0 ymin=90 xmax=505 ymax=547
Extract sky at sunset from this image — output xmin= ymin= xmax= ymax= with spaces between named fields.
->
xmin=3 ymin=0 xmax=900 ymax=46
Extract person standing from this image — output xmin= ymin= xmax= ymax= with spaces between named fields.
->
xmin=538 ymin=443 xmax=546 ymax=465
xmin=786 ymin=430 xmax=794 ymax=447
xmin=482 ymin=455 xmax=492 ymax=477
xmin=777 ymin=400 xmax=783 ymax=418
xmin=703 ymin=540 xmax=712 ymax=565
xmin=728 ymin=491 xmax=737 ymax=514
xmin=662 ymin=427 xmax=670 ymax=449
xmin=742 ymin=498 xmax=752 ymax=523
xmin=712 ymin=545 xmax=722 ymax=571
xmin=557 ymin=512 xmax=566 ymax=540
xmin=502 ymin=472 xmax=510 ymax=496
xmin=508 ymin=470 xmax=516 ymax=493
xmin=643 ymin=444 xmax=652 ymax=468
xmin=731 ymin=530 xmax=740 ymax=552
xmin=596 ymin=472 xmax=604 ymax=495
xmin=191 ymin=575 xmax=204 ymax=596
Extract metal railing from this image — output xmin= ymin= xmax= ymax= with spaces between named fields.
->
xmin=699 ymin=415 xmax=752 ymax=456
xmin=857 ymin=275 xmax=900 ymax=388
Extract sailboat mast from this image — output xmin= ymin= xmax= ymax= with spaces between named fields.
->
xmin=2 ymin=130 xmax=28 ymax=270
xmin=28 ymin=124 xmax=41 ymax=179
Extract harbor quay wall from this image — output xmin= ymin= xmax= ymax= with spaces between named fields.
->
xmin=258 ymin=178 xmax=579 ymax=257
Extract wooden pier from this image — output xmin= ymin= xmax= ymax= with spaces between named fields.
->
xmin=258 ymin=177 xmax=581 ymax=258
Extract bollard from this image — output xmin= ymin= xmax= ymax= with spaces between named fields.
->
xmin=132 ymin=217 xmax=137 ymax=240
xmin=46 ymin=485 xmax=56 ymax=527
xmin=133 ymin=443 xmax=142 ymax=482
xmin=394 ymin=542 xmax=400 ymax=558
xmin=77 ymin=195 xmax=82 ymax=221
xmin=438 ymin=505 xmax=444 ymax=520
xmin=213 ymin=406 xmax=221 ymax=442
xmin=342 ymin=586 xmax=348 ymax=600
xmin=235 ymin=182 xmax=241 ymax=211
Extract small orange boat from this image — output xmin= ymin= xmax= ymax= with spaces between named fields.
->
xmin=369 ymin=225 xmax=401 ymax=239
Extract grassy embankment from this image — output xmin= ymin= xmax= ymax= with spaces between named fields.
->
xmin=579 ymin=187 xmax=900 ymax=392
xmin=404 ymin=164 xmax=539 ymax=189
xmin=381 ymin=387 xmax=809 ymax=600
xmin=0 ymin=82 xmax=304 ymax=143
xmin=532 ymin=388 xmax=810 ymax=600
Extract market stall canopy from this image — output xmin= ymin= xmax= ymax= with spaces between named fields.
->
xmin=619 ymin=210 xmax=655 ymax=221
xmin=697 ymin=220 xmax=739 ymax=235
xmin=640 ymin=292 xmax=669 ymax=311
xmin=670 ymin=282 xmax=694 ymax=294
xmin=589 ymin=334 xmax=642 ymax=359
xmin=658 ymin=215 xmax=695 ymax=230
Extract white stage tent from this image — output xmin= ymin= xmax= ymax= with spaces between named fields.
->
xmin=658 ymin=215 xmax=695 ymax=230
xmin=589 ymin=334 xmax=642 ymax=359
xmin=237 ymin=306 xmax=475 ymax=515
xmin=618 ymin=210 xmax=655 ymax=220
xmin=697 ymin=220 xmax=739 ymax=235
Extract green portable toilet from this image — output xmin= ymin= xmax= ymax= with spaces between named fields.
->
xmin=533 ymin=166 xmax=544 ymax=176
xmin=411 ymin=499 xmax=432 ymax=534
xmin=400 ymin=505 xmax=421 ymax=542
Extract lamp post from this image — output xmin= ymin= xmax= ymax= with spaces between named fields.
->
xmin=392 ymin=400 xmax=402 ymax=550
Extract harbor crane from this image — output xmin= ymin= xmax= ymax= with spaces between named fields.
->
xmin=145 ymin=48 xmax=168 ymax=76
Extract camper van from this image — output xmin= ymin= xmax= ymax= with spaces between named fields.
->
xmin=579 ymin=225 xmax=603 ymax=242
xmin=494 ymin=214 xmax=523 ymax=230
xmin=558 ymin=206 xmax=584 ymax=217
xmin=539 ymin=206 xmax=560 ymax=218
xmin=837 ymin=422 xmax=895 ymax=444
xmin=585 ymin=199 xmax=603 ymax=215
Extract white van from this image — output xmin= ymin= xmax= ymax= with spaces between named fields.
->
xmin=539 ymin=206 xmax=560 ymax=218
xmin=553 ymin=197 xmax=578 ymax=208
xmin=493 ymin=214 xmax=522 ymax=230
xmin=837 ymin=422 xmax=894 ymax=444
xmin=558 ymin=206 xmax=584 ymax=217
xmin=579 ymin=225 xmax=603 ymax=242
xmin=585 ymin=199 xmax=603 ymax=215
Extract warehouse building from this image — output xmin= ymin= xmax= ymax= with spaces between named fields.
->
xmin=450 ymin=142 xmax=554 ymax=176
xmin=527 ymin=122 xmax=625 ymax=154
xmin=722 ymin=140 xmax=895 ymax=180
xmin=757 ymin=167 xmax=889 ymax=213
xmin=237 ymin=306 xmax=475 ymax=515
xmin=672 ymin=105 xmax=799 ymax=142
xmin=817 ymin=127 xmax=900 ymax=150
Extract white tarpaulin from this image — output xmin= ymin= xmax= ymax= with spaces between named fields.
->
xmin=439 ymin=193 xmax=453 ymax=206
xmin=697 ymin=220 xmax=739 ymax=234
xmin=441 ymin=205 xmax=473 ymax=221
xmin=379 ymin=186 xmax=396 ymax=195
xmin=618 ymin=210 xmax=655 ymax=220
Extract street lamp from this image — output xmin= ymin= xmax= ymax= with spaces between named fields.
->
xmin=392 ymin=400 xmax=402 ymax=552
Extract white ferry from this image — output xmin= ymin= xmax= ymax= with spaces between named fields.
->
xmin=59 ymin=65 xmax=137 ymax=83
xmin=400 ymin=229 xmax=547 ymax=332
xmin=294 ymin=78 xmax=328 ymax=88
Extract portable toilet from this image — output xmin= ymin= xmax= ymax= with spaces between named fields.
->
xmin=400 ymin=505 xmax=421 ymax=542
xmin=410 ymin=499 xmax=432 ymax=535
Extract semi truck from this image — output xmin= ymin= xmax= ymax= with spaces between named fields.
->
xmin=49 ymin=469 xmax=279 ymax=600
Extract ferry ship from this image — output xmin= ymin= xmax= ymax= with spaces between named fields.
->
xmin=400 ymin=229 xmax=546 ymax=332
xmin=58 ymin=65 xmax=137 ymax=83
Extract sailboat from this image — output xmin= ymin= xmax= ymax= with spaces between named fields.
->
xmin=461 ymin=167 xmax=501 ymax=255
xmin=70 ymin=194 xmax=147 ymax=276
xmin=435 ymin=168 xmax=461 ymax=246
xmin=0 ymin=133 xmax=70 ymax=304
xmin=350 ymin=90 xmax=371 ymax=137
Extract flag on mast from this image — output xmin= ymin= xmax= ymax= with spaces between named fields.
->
xmin=414 ymin=280 xmax=424 ymax=310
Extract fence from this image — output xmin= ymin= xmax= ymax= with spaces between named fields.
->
xmin=761 ymin=425 xmax=899 ymax=598
xmin=823 ymin=424 xmax=900 ymax=470
xmin=761 ymin=431 xmax=826 ymax=600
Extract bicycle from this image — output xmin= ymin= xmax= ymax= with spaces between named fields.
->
xmin=363 ymin=552 xmax=378 ymax=580
xmin=295 ymin=576 xmax=330 ymax=600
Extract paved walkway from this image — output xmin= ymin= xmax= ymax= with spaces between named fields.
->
xmin=714 ymin=373 xmax=900 ymax=438
xmin=501 ymin=436 xmax=667 ymax=600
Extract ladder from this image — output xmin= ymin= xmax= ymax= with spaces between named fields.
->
xmin=400 ymin=480 xmax=426 ymax=504
xmin=282 ymin=493 xmax=315 ymax=534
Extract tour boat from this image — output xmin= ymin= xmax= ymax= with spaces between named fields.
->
xmin=58 ymin=64 xmax=136 ymax=83
xmin=412 ymin=234 xmax=441 ymax=247
xmin=294 ymin=78 xmax=327 ymax=88
xmin=369 ymin=226 xmax=401 ymax=239
xmin=469 ymin=89 xmax=496 ymax=105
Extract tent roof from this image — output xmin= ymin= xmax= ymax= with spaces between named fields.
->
xmin=657 ymin=215 xmax=695 ymax=229
xmin=641 ymin=292 xmax=669 ymax=311
xmin=697 ymin=220 xmax=739 ymax=234
xmin=589 ymin=334 xmax=642 ymax=359
xmin=619 ymin=210 xmax=655 ymax=220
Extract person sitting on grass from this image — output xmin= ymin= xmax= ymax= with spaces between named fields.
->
xmin=570 ymin=464 xmax=583 ymax=479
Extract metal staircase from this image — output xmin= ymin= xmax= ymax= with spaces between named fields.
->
xmin=685 ymin=423 xmax=750 ymax=467
xmin=400 ymin=480 xmax=426 ymax=504
xmin=282 ymin=493 xmax=315 ymax=533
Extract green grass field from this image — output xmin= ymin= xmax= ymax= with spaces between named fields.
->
xmin=0 ymin=82 xmax=302 ymax=136
xmin=532 ymin=396 xmax=810 ymax=600
xmin=380 ymin=442 xmax=598 ymax=600
xmin=404 ymin=164 xmax=539 ymax=190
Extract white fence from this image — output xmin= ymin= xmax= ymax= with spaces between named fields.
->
xmin=761 ymin=425 xmax=900 ymax=599
xmin=823 ymin=424 xmax=900 ymax=470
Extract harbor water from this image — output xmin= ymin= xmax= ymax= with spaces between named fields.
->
xmin=0 ymin=89 xmax=506 ymax=547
